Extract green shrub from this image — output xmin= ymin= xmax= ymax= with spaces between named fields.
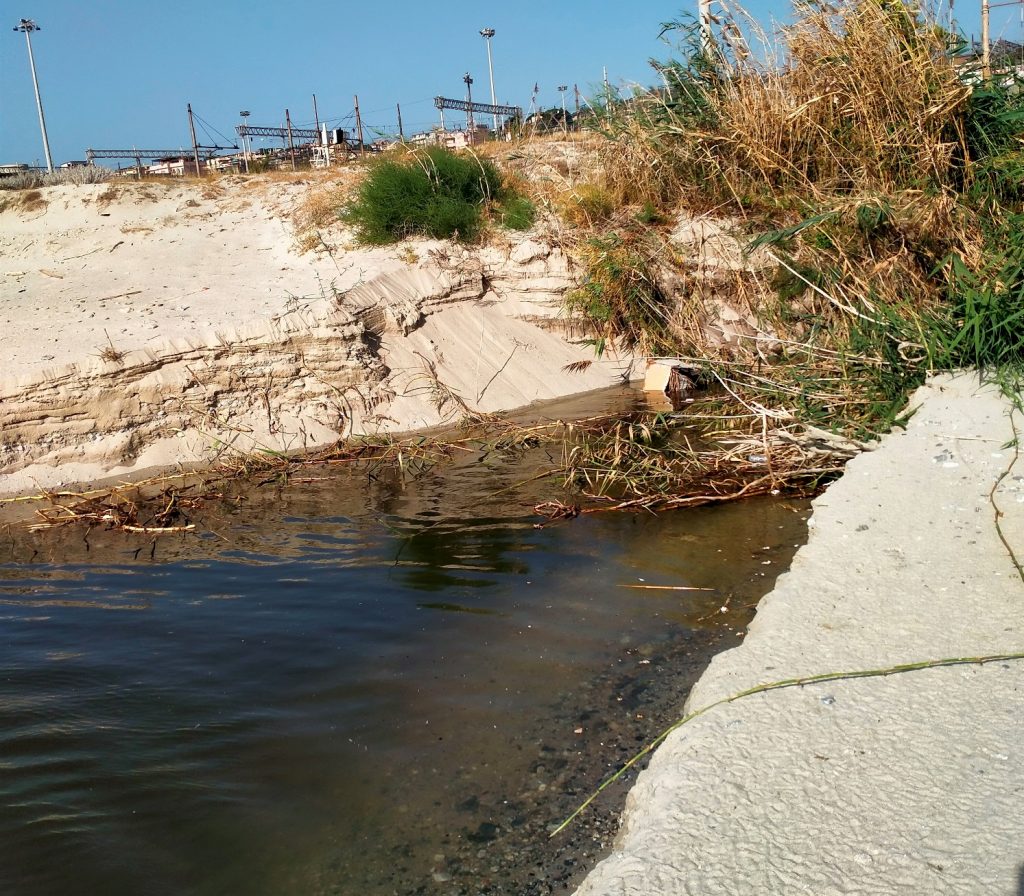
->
xmin=498 ymin=195 xmax=536 ymax=230
xmin=345 ymin=146 xmax=503 ymax=243
xmin=567 ymin=233 xmax=672 ymax=354
xmin=938 ymin=217 xmax=1024 ymax=370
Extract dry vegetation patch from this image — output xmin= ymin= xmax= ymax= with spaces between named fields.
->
xmin=552 ymin=0 xmax=1024 ymax=444
xmin=14 ymin=189 xmax=48 ymax=213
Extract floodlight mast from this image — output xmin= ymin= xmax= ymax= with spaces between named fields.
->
xmin=480 ymin=28 xmax=498 ymax=132
xmin=13 ymin=18 xmax=53 ymax=173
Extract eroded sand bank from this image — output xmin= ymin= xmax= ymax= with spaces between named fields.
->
xmin=0 ymin=178 xmax=633 ymax=498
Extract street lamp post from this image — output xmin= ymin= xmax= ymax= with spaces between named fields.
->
xmin=239 ymin=110 xmax=251 ymax=173
xmin=13 ymin=19 xmax=53 ymax=173
xmin=479 ymin=28 xmax=498 ymax=134
xmin=558 ymin=85 xmax=569 ymax=133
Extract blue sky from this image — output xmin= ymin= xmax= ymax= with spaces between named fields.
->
xmin=2 ymin=0 xmax=1018 ymax=167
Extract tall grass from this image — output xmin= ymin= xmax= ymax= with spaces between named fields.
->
xmin=598 ymin=1 xmax=979 ymax=204
xmin=574 ymin=0 xmax=1024 ymax=436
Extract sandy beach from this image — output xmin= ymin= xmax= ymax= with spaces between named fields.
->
xmin=0 ymin=176 xmax=632 ymax=499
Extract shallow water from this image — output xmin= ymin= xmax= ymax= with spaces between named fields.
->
xmin=0 ymin=391 xmax=809 ymax=895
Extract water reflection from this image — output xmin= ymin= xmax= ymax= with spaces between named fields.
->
xmin=0 ymin=390 xmax=810 ymax=896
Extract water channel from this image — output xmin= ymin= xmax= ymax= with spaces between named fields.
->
xmin=0 ymin=389 xmax=810 ymax=895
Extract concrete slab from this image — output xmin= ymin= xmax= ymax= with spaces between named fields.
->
xmin=573 ymin=373 xmax=1024 ymax=896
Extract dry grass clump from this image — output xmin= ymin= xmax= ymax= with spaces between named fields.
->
xmin=285 ymin=169 xmax=367 ymax=252
xmin=96 ymin=330 xmax=125 ymax=364
xmin=600 ymin=0 xmax=972 ymax=205
xmin=15 ymin=189 xmax=48 ymax=213
xmin=565 ymin=0 xmax=1024 ymax=438
xmin=558 ymin=183 xmax=617 ymax=227
xmin=97 ymin=184 xmax=119 ymax=205
xmin=539 ymin=406 xmax=845 ymax=517
xmin=29 ymin=489 xmax=201 ymax=534
xmin=292 ymin=186 xmax=349 ymax=253
xmin=598 ymin=116 xmax=693 ymax=209
xmin=708 ymin=1 xmax=969 ymax=198
xmin=0 ymin=166 xmax=115 ymax=191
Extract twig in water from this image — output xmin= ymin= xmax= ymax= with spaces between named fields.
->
xmin=621 ymin=584 xmax=716 ymax=591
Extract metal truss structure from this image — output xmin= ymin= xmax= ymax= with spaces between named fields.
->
xmin=85 ymin=147 xmax=226 ymax=162
xmin=235 ymin=124 xmax=320 ymax=141
xmin=433 ymin=96 xmax=521 ymax=118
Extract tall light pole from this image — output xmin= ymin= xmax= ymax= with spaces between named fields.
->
xmin=558 ymin=85 xmax=568 ymax=133
xmin=13 ymin=19 xmax=53 ymax=173
xmin=239 ymin=110 xmax=251 ymax=173
xmin=479 ymin=28 xmax=498 ymax=133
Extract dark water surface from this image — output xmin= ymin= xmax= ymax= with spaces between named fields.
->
xmin=0 ymin=391 xmax=809 ymax=895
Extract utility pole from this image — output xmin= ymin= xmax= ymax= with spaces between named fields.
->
xmin=463 ymin=73 xmax=475 ymax=143
xmin=313 ymin=93 xmax=320 ymax=134
xmin=354 ymin=94 xmax=364 ymax=153
xmin=239 ymin=110 xmax=250 ymax=173
xmin=187 ymin=103 xmax=202 ymax=176
xmin=480 ymin=28 xmax=498 ymax=133
xmin=321 ymin=121 xmax=333 ymax=167
xmin=558 ymin=85 xmax=568 ymax=132
xmin=528 ymin=83 xmax=539 ymax=138
xmin=980 ymin=0 xmax=1024 ymax=78
xmin=574 ymin=83 xmax=581 ymax=116
xmin=13 ymin=19 xmax=53 ymax=173
xmin=982 ymin=0 xmax=991 ymax=77
xmin=397 ymin=103 xmax=405 ymax=142
xmin=698 ymin=0 xmax=713 ymax=57
xmin=285 ymin=108 xmax=296 ymax=170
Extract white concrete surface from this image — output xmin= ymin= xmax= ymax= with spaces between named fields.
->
xmin=574 ymin=373 xmax=1024 ymax=896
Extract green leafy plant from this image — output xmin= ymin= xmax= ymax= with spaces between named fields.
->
xmin=567 ymin=233 xmax=673 ymax=355
xmin=937 ymin=217 xmax=1024 ymax=370
xmin=345 ymin=146 xmax=504 ymax=243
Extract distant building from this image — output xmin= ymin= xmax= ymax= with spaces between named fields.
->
xmin=408 ymin=125 xmax=492 ymax=150
xmin=0 ymin=163 xmax=30 ymax=178
xmin=957 ymin=39 xmax=1024 ymax=84
xmin=147 ymin=156 xmax=200 ymax=177
xmin=205 ymin=156 xmax=238 ymax=173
